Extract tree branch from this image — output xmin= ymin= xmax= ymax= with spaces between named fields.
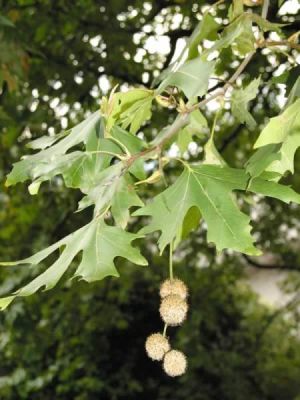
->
xmin=257 ymin=39 xmax=300 ymax=52
xmin=242 ymin=254 xmax=300 ymax=272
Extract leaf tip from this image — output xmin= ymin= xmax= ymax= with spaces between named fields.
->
xmin=0 ymin=296 xmax=15 ymax=311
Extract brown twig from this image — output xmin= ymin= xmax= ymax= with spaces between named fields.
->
xmin=123 ymin=0 xmax=271 ymax=166
xmin=257 ymin=39 xmax=300 ymax=51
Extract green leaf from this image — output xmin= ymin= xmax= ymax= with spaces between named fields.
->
xmin=134 ymin=164 xmax=300 ymax=255
xmin=204 ymin=137 xmax=226 ymax=166
xmin=0 ymin=15 xmax=15 ymax=27
xmin=0 ymin=218 xmax=147 ymax=310
xmin=76 ymin=157 xmax=143 ymax=228
xmin=108 ymin=89 xmax=154 ymax=135
xmin=77 ymin=162 xmax=125 ymax=213
xmin=202 ymin=13 xmax=282 ymax=59
xmin=228 ymin=0 xmax=244 ymax=21
xmin=175 ymin=206 xmax=201 ymax=246
xmin=234 ymin=17 xmax=255 ymax=55
xmin=251 ymin=14 xmax=284 ymax=33
xmin=157 ymin=58 xmax=215 ymax=99
xmin=202 ymin=16 xmax=245 ymax=57
xmin=111 ymin=176 xmax=144 ymax=228
xmin=231 ymin=77 xmax=260 ymax=130
xmin=248 ymin=99 xmax=300 ymax=177
xmin=255 ymin=99 xmax=300 ymax=147
xmin=187 ymin=13 xmax=220 ymax=59
xmin=111 ymin=125 xmax=147 ymax=180
xmin=245 ymin=143 xmax=281 ymax=179
xmin=26 ymin=131 xmax=69 ymax=150
xmin=6 ymin=111 xmax=103 ymax=187
xmin=153 ymin=13 xmax=219 ymax=86
xmin=28 ymin=138 xmax=121 ymax=195
xmin=286 ymin=75 xmax=300 ymax=108
xmin=177 ymin=110 xmax=207 ymax=153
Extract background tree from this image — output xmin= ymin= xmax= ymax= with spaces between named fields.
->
xmin=0 ymin=0 xmax=300 ymax=399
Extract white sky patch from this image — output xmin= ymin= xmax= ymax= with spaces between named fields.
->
xmin=50 ymin=98 xmax=59 ymax=109
xmin=277 ymin=84 xmax=287 ymax=108
xmin=170 ymin=13 xmax=183 ymax=30
xmin=74 ymin=74 xmax=83 ymax=85
xmin=99 ymin=75 xmax=110 ymax=94
xmin=55 ymin=104 xmax=69 ymax=117
xmin=32 ymin=89 xmax=39 ymax=98
xmin=168 ymin=143 xmax=180 ymax=158
xmin=90 ymin=35 xmax=102 ymax=47
xmin=279 ymin=0 xmax=300 ymax=14
xmin=143 ymin=2 xmax=152 ymax=12
xmin=61 ymin=117 xmax=68 ymax=129
xmin=144 ymin=35 xmax=170 ymax=55
xmin=142 ymin=72 xmax=150 ymax=83
xmin=134 ymin=48 xmax=146 ymax=63
xmin=207 ymin=99 xmax=221 ymax=112
xmin=170 ymin=38 xmax=186 ymax=64
xmin=188 ymin=141 xmax=199 ymax=156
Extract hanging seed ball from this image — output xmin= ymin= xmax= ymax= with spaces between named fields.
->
xmin=145 ymin=333 xmax=170 ymax=361
xmin=159 ymin=294 xmax=188 ymax=326
xmin=163 ymin=350 xmax=187 ymax=377
xmin=160 ymin=278 xmax=188 ymax=300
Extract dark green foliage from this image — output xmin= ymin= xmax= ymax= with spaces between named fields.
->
xmin=0 ymin=263 xmax=299 ymax=400
xmin=0 ymin=0 xmax=300 ymax=398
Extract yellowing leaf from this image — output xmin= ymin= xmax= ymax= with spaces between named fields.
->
xmin=135 ymin=170 xmax=162 ymax=186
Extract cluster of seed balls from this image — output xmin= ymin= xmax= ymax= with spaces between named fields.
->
xmin=145 ymin=278 xmax=188 ymax=377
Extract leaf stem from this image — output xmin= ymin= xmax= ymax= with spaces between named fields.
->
xmin=169 ymin=241 xmax=173 ymax=280
xmin=95 ymin=204 xmax=111 ymax=219
xmin=163 ymin=323 xmax=168 ymax=337
xmin=108 ymin=136 xmax=131 ymax=156
xmin=87 ymin=150 xmax=125 ymax=160
xmin=261 ymin=0 xmax=269 ymax=19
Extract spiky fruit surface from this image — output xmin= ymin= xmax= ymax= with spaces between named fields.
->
xmin=163 ymin=350 xmax=187 ymax=377
xmin=145 ymin=333 xmax=170 ymax=361
xmin=160 ymin=278 xmax=188 ymax=300
xmin=159 ymin=294 xmax=188 ymax=326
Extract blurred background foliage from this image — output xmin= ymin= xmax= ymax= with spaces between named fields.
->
xmin=0 ymin=0 xmax=300 ymax=399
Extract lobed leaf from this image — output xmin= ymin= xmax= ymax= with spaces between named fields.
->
xmin=0 ymin=218 xmax=147 ymax=310
xmin=231 ymin=77 xmax=260 ymax=130
xmin=134 ymin=164 xmax=300 ymax=255
xmin=105 ymin=89 xmax=154 ymax=135
xmin=247 ymin=98 xmax=300 ymax=178
xmin=6 ymin=111 xmax=103 ymax=188
xmin=157 ymin=58 xmax=215 ymax=99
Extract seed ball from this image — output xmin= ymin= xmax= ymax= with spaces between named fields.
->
xmin=163 ymin=350 xmax=187 ymax=377
xmin=160 ymin=278 xmax=188 ymax=300
xmin=159 ymin=294 xmax=188 ymax=326
xmin=145 ymin=333 xmax=170 ymax=361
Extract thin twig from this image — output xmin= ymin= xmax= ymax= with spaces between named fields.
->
xmin=124 ymin=0 xmax=271 ymax=164
xmin=257 ymin=40 xmax=300 ymax=51
xmin=261 ymin=0 xmax=269 ymax=19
